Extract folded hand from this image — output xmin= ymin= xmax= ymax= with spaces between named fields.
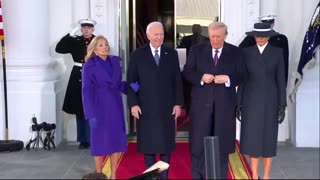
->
xmin=214 ymin=75 xmax=228 ymax=84
xmin=236 ymin=105 xmax=241 ymax=121
xmin=278 ymin=106 xmax=286 ymax=124
xmin=172 ymin=105 xmax=181 ymax=120
xmin=131 ymin=105 xmax=142 ymax=119
xmin=201 ymin=74 xmax=214 ymax=84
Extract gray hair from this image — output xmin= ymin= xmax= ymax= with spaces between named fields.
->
xmin=208 ymin=22 xmax=228 ymax=35
xmin=146 ymin=21 xmax=163 ymax=35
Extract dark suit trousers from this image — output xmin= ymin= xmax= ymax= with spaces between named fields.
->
xmin=191 ymin=153 xmax=229 ymax=179
xmin=75 ymin=115 xmax=90 ymax=143
xmin=191 ymin=102 xmax=229 ymax=179
xmin=144 ymin=153 xmax=171 ymax=179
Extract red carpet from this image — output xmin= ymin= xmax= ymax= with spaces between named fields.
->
xmin=102 ymin=141 xmax=252 ymax=179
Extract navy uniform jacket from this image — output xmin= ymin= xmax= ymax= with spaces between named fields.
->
xmin=56 ymin=34 xmax=95 ymax=117
xmin=239 ymin=34 xmax=289 ymax=84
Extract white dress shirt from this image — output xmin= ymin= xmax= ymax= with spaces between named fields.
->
xmin=257 ymin=42 xmax=268 ymax=54
xmin=150 ymin=44 xmax=161 ymax=58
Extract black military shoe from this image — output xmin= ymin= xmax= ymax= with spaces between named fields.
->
xmin=79 ymin=142 xmax=90 ymax=149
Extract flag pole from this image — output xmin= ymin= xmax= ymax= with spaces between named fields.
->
xmin=1 ymin=39 xmax=9 ymax=140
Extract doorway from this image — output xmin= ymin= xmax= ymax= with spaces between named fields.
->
xmin=126 ymin=0 xmax=220 ymax=138
xmin=129 ymin=0 xmax=174 ymax=51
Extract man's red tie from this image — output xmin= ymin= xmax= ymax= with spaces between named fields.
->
xmin=213 ymin=49 xmax=219 ymax=66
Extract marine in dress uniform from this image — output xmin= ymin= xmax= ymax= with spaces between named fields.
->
xmin=55 ymin=19 xmax=96 ymax=149
xmin=239 ymin=15 xmax=289 ymax=85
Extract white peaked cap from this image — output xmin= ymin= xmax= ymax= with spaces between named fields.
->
xmin=259 ymin=15 xmax=277 ymax=21
xmin=78 ymin=19 xmax=97 ymax=26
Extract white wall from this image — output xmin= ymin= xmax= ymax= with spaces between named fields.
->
xmin=1 ymin=0 xmax=63 ymax=146
xmin=296 ymin=50 xmax=319 ymax=147
xmin=261 ymin=0 xmax=320 ymax=147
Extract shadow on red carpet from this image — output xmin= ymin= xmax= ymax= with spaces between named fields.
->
xmin=116 ymin=141 xmax=250 ymax=179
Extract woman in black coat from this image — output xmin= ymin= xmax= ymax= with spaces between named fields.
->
xmin=237 ymin=23 xmax=287 ymax=179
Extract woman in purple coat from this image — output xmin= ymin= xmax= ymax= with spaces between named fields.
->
xmin=82 ymin=35 xmax=127 ymax=179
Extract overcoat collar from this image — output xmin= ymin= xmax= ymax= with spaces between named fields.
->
xmin=92 ymin=55 xmax=119 ymax=84
xmin=142 ymin=44 xmax=170 ymax=67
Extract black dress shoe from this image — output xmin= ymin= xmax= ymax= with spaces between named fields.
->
xmin=78 ymin=142 xmax=85 ymax=149
xmin=79 ymin=142 xmax=90 ymax=149
xmin=84 ymin=142 xmax=90 ymax=149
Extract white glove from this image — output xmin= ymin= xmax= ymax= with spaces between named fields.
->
xmin=69 ymin=26 xmax=80 ymax=37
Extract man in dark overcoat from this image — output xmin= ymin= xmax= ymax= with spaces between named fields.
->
xmin=178 ymin=24 xmax=209 ymax=117
xmin=55 ymin=19 xmax=96 ymax=149
xmin=183 ymin=22 xmax=245 ymax=179
xmin=239 ymin=15 xmax=289 ymax=85
xmin=127 ymin=21 xmax=184 ymax=179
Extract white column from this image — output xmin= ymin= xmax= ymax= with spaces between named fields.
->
xmin=222 ymin=0 xmax=260 ymax=45
xmin=260 ymin=0 xmax=277 ymax=16
xmin=222 ymin=0 xmax=245 ymax=44
xmin=72 ymin=0 xmax=90 ymax=24
xmin=1 ymin=0 xmax=63 ymax=145
xmin=90 ymin=0 xmax=120 ymax=55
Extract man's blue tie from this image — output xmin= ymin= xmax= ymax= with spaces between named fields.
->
xmin=154 ymin=49 xmax=160 ymax=65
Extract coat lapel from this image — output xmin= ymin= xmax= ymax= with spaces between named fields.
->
xmin=159 ymin=45 xmax=170 ymax=66
xmin=219 ymin=42 xmax=234 ymax=66
xmin=110 ymin=56 xmax=120 ymax=84
xmin=205 ymin=43 xmax=214 ymax=67
xmin=144 ymin=44 xmax=159 ymax=67
xmin=93 ymin=56 xmax=113 ymax=84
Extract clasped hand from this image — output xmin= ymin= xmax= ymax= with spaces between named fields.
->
xmin=131 ymin=105 xmax=181 ymax=120
xmin=278 ymin=106 xmax=286 ymax=124
xmin=202 ymin=74 xmax=228 ymax=84
xmin=236 ymin=105 xmax=241 ymax=121
xmin=172 ymin=105 xmax=181 ymax=120
xmin=236 ymin=106 xmax=286 ymax=124
xmin=131 ymin=105 xmax=142 ymax=119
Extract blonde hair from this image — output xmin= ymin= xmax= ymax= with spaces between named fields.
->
xmin=85 ymin=35 xmax=109 ymax=62
xmin=208 ymin=22 xmax=228 ymax=35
